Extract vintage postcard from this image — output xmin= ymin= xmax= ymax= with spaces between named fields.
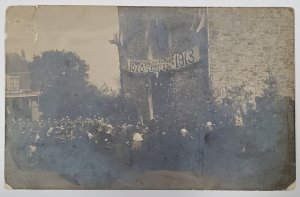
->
xmin=5 ymin=6 xmax=295 ymax=190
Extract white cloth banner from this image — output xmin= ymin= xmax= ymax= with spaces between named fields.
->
xmin=127 ymin=46 xmax=200 ymax=73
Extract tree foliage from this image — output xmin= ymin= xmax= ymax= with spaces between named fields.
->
xmin=28 ymin=50 xmax=99 ymax=118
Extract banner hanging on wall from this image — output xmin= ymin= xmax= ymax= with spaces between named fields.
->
xmin=127 ymin=46 xmax=200 ymax=73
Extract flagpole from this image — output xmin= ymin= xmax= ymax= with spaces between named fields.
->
xmin=206 ymin=7 xmax=210 ymax=83
xmin=147 ymin=75 xmax=154 ymax=121
xmin=146 ymin=27 xmax=154 ymax=121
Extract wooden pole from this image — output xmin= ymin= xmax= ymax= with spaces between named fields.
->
xmin=201 ymin=130 xmax=205 ymax=176
xmin=147 ymin=75 xmax=154 ymax=121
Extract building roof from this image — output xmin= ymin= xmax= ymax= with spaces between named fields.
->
xmin=5 ymin=53 xmax=29 ymax=73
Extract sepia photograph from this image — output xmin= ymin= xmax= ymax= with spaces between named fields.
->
xmin=4 ymin=6 xmax=295 ymax=190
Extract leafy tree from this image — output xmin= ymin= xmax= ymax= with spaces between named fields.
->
xmin=28 ymin=50 xmax=99 ymax=118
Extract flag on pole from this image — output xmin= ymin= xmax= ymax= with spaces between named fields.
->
xmin=148 ymin=44 xmax=153 ymax=59
xmin=119 ymin=28 xmax=123 ymax=47
xmin=168 ymin=32 xmax=172 ymax=55
xmin=145 ymin=20 xmax=151 ymax=45
xmin=191 ymin=8 xmax=206 ymax=33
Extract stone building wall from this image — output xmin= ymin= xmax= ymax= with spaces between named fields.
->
xmin=116 ymin=7 xmax=294 ymax=124
xmin=208 ymin=8 xmax=294 ymax=102
xmin=118 ymin=7 xmax=209 ymax=123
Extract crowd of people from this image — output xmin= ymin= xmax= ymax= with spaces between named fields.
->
xmin=7 ymin=115 xmax=221 ymax=171
xmin=8 ymin=116 xmax=213 ymax=144
xmin=8 ymin=116 xmax=144 ymax=150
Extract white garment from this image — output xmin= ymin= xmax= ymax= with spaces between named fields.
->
xmin=35 ymin=134 xmax=40 ymax=142
xmin=133 ymin=132 xmax=143 ymax=142
xmin=180 ymin=128 xmax=188 ymax=136
xmin=47 ymin=127 xmax=53 ymax=136
xmin=28 ymin=145 xmax=37 ymax=158
xmin=87 ymin=132 xmax=93 ymax=139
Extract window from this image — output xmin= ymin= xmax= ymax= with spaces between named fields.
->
xmin=6 ymin=75 xmax=20 ymax=92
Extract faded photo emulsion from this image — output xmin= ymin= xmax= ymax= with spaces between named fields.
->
xmin=5 ymin=6 xmax=295 ymax=190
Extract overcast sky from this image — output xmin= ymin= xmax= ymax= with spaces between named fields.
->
xmin=5 ymin=6 xmax=120 ymax=90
